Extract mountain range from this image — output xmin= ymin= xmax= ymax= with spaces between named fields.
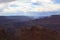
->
xmin=16 ymin=15 xmax=60 ymax=32
xmin=0 ymin=15 xmax=60 ymax=32
xmin=0 ymin=15 xmax=60 ymax=40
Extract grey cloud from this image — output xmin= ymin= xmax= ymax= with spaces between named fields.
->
xmin=0 ymin=0 xmax=16 ymax=3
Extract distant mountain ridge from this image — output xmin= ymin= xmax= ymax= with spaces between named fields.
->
xmin=0 ymin=15 xmax=60 ymax=33
xmin=21 ymin=15 xmax=60 ymax=32
xmin=0 ymin=16 xmax=33 ymax=28
xmin=0 ymin=16 xmax=33 ymax=22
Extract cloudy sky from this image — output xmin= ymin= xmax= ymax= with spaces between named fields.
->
xmin=0 ymin=0 xmax=60 ymax=16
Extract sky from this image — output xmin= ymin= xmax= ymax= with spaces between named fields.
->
xmin=0 ymin=0 xmax=60 ymax=16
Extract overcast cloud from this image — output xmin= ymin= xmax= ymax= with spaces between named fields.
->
xmin=0 ymin=0 xmax=60 ymax=16
xmin=0 ymin=0 xmax=16 ymax=3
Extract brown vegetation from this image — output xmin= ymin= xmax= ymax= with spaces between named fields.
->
xmin=16 ymin=26 xmax=60 ymax=40
xmin=0 ymin=26 xmax=60 ymax=40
